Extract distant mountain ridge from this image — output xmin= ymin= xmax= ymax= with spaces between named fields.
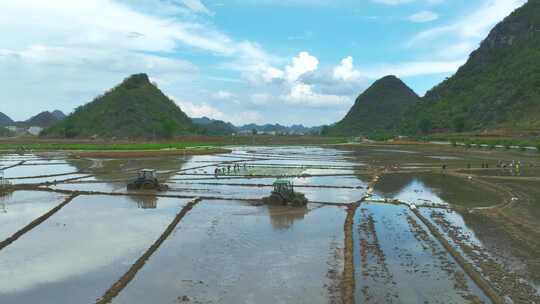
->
xmin=51 ymin=110 xmax=66 ymax=120
xmin=192 ymin=117 xmax=237 ymax=135
xmin=327 ymin=75 xmax=420 ymax=136
xmin=42 ymin=74 xmax=195 ymax=139
xmin=0 ymin=112 xmax=13 ymax=126
xmin=23 ymin=111 xmax=65 ymax=128
xmin=237 ymin=123 xmax=322 ymax=134
xmin=191 ymin=117 xmax=323 ymax=135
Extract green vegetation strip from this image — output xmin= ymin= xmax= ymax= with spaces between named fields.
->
xmin=420 ymin=135 xmax=540 ymax=151
xmin=411 ymin=208 xmax=505 ymax=304
xmin=0 ymin=193 xmax=79 ymax=251
xmin=96 ymin=197 xmax=202 ymax=304
xmin=0 ymin=142 xmax=222 ymax=151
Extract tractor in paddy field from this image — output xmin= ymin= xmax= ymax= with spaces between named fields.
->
xmin=127 ymin=169 xmax=169 ymax=191
xmin=262 ymin=179 xmax=308 ymax=207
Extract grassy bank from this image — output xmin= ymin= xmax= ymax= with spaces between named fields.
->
xmin=0 ymin=135 xmax=348 ymax=152
xmin=0 ymin=142 xmax=221 ymax=151
xmin=422 ymin=135 xmax=540 ymax=151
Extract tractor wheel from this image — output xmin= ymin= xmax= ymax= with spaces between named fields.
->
xmin=263 ymin=194 xmax=281 ymax=205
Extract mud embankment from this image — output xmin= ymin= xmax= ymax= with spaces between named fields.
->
xmin=342 ymin=203 xmax=359 ymax=304
xmin=0 ymin=193 xmax=79 ymax=251
xmin=0 ymin=160 xmax=26 ymax=170
xmin=96 ymin=198 xmax=201 ymax=304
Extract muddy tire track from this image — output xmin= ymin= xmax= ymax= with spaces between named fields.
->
xmin=96 ymin=197 xmax=202 ymax=304
xmin=0 ymin=193 xmax=79 ymax=251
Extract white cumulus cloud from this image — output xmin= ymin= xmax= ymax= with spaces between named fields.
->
xmin=285 ymin=51 xmax=319 ymax=82
xmin=282 ymin=83 xmax=351 ymax=107
xmin=333 ymin=56 xmax=362 ymax=81
xmin=212 ymin=90 xmax=235 ymax=100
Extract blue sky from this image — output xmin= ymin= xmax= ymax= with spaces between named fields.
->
xmin=0 ymin=0 xmax=526 ymax=126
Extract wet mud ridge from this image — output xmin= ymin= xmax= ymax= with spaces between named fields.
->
xmin=0 ymin=160 xmax=26 ymax=171
xmin=342 ymin=203 xmax=359 ymax=304
xmin=0 ymin=193 xmax=79 ymax=251
xmin=341 ymin=172 xmax=381 ymax=304
xmin=429 ymin=210 xmax=540 ymax=303
xmin=95 ymin=197 xmax=202 ymax=304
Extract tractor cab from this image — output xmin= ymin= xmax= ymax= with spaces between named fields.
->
xmin=127 ymin=169 xmax=168 ymax=191
xmin=138 ymin=169 xmax=157 ymax=181
xmin=263 ymin=179 xmax=308 ymax=207
xmin=272 ymin=179 xmax=294 ymax=196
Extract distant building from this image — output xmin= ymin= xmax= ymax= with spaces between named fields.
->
xmin=27 ymin=126 xmax=43 ymax=136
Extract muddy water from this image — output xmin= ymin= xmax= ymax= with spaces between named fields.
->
xmin=0 ymin=195 xmax=191 ymax=304
xmin=374 ymin=173 xmax=502 ymax=207
xmin=353 ymin=203 xmax=490 ymax=304
xmin=0 ymin=191 xmax=66 ymax=241
xmin=112 ymin=200 xmax=346 ymax=304
xmin=4 ymin=145 xmax=539 ymax=303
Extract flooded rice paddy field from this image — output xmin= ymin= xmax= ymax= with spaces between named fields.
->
xmin=0 ymin=144 xmax=539 ymax=303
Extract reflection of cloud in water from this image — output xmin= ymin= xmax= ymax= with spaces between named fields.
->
xmin=375 ymin=175 xmax=445 ymax=205
xmin=393 ymin=179 xmax=444 ymax=204
xmin=0 ymin=191 xmax=66 ymax=241
xmin=266 ymin=205 xmax=309 ymax=230
xmin=0 ymin=195 xmax=187 ymax=295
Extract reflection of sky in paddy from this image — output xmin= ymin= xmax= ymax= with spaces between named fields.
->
xmin=294 ymin=175 xmax=365 ymax=188
xmin=50 ymin=182 xmax=127 ymax=193
xmin=113 ymin=200 xmax=345 ymax=304
xmin=0 ymin=191 xmax=66 ymax=241
xmin=0 ymin=161 xmax=23 ymax=169
xmin=3 ymin=164 xmax=78 ymax=178
xmin=376 ymin=179 xmax=447 ymax=205
xmin=0 ymin=154 xmax=43 ymax=161
xmin=252 ymin=158 xmax=358 ymax=167
xmin=9 ymin=174 xmax=88 ymax=185
xmin=0 ymin=195 xmax=190 ymax=304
